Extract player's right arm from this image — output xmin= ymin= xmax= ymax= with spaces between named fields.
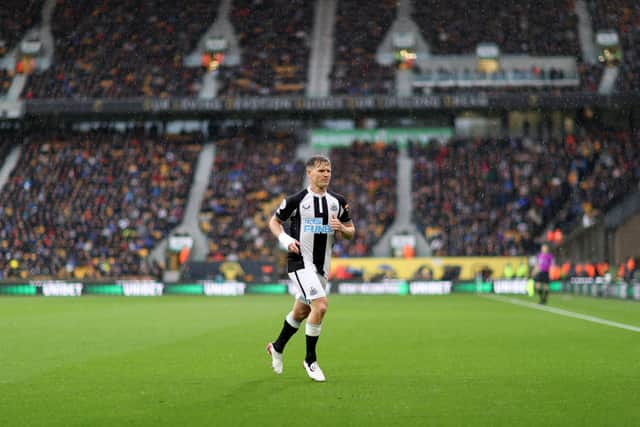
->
xmin=269 ymin=215 xmax=300 ymax=254
xmin=270 ymin=196 xmax=301 ymax=254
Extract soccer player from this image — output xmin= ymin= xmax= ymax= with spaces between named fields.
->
xmin=266 ymin=155 xmax=355 ymax=382
xmin=533 ymin=244 xmax=554 ymax=304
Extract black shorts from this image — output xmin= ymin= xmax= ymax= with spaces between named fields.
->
xmin=535 ymin=271 xmax=550 ymax=284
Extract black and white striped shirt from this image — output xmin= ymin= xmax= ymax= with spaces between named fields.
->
xmin=275 ymin=187 xmax=351 ymax=277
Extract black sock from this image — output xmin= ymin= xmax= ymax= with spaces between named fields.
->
xmin=543 ymin=289 xmax=549 ymax=303
xmin=272 ymin=319 xmax=298 ymax=353
xmin=305 ymin=335 xmax=319 ymax=365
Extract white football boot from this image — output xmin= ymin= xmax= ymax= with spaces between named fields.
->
xmin=303 ymin=360 xmax=326 ymax=382
xmin=266 ymin=342 xmax=283 ymax=374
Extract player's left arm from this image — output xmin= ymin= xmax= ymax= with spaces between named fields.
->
xmin=330 ymin=195 xmax=354 ymax=240
xmin=329 ymin=217 xmax=355 ymax=240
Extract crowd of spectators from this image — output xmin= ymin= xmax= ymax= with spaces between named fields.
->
xmin=330 ymin=0 xmax=396 ymax=95
xmin=24 ymin=0 xmax=218 ymax=99
xmin=199 ymin=126 xmax=304 ymax=263
xmin=411 ymin=127 xmax=640 ymax=257
xmin=7 ymin=0 xmax=638 ymax=98
xmin=329 ymin=140 xmax=397 ymax=257
xmin=412 ymin=0 xmax=579 ymax=56
xmin=0 ymin=128 xmax=201 ymax=280
xmin=216 ymin=0 xmax=313 ymax=96
xmin=553 ymin=128 xmax=640 ymax=232
xmin=0 ymin=0 xmax=43 ymax=56
xmin=411 ymin=136 xmax=578 ymax=256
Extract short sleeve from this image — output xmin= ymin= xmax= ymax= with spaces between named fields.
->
xmin=338 ymin=199 xmax=351 ymax=223
xmin=275 ymin=196 xmax=297 ymax=221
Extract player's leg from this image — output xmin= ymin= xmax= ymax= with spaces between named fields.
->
xmin=542 ymin=283 xmax=550 ymax=304
xmin=267 ymin=281 xmax=312 ymax=375
xmin=272 ymin=299 xmax=309 ymax=353
xmin=289 ymin=268 xmax=328 ymax=380
xmin=535 ymin=280 xmax=543 ymax=303
xmin=306 ymin=295 xmax=328 ymax=365
xmin=293 ymin=299 xmax=311 ymax=321
xmin=301 ymin=272 xmax=329 ymax=381
xmin=302 ymin=295 xmax=327 ymax=381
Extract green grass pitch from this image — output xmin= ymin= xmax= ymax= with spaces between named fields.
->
xmin=1 ymin=294 xmax=639 ymax=426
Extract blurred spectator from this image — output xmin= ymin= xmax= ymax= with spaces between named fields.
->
xmin=0 ymin=69 xmax=16 ymax=97
xmin=624 ymin=256 xmax=637 ymax=280
xmin=503 ymin=262 xmax=515 ymax=278
xmin=516 ymin=260 xmax=529 ymax=278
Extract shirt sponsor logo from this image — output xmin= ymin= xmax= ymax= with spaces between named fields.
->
xmin=303 ymin=217 xmax=333 ymax=234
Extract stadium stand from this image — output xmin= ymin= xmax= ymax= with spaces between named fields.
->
xmin=330 ymin=0 xmax=397 ymax=95
xmin=199 ymin=126 xmax=304 ymax=262
xmin=553 ymin=128 xmax=640 ymax=232
xmin=24 ymin=0 xmax=217 ymax=99
xmin=411 ymin=137 xmax=574 ymax=256
xmin=411 ymin=0 xmax=579 ymax=55
xmin=216 ymin=0 xmax=313 ymax=96
xmin=329 ymin=141 xmax=397 ymax=256
xmin=409 ymin=1 xmax=606 ymax=94
xmin=0 ymin=129 xmax=201 ymax=279
xmin=411 ymin=128 xmax=640 ymax=256
xmin=9 ymin=0 xmax=626 ymax=98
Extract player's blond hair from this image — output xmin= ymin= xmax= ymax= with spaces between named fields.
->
xmin=306 ymin=155 xmax=331 ymax=169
